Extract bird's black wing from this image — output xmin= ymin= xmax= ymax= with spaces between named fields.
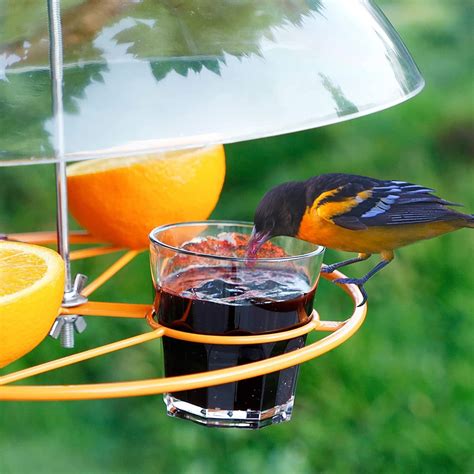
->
xmin=311 ymin=177 xmax=462 ymax=230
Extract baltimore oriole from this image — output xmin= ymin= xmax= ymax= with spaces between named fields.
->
xmin=248 ymin=173 xmax=474 ymax=304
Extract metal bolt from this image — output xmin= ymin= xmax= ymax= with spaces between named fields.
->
xmin=60 ymin=317 xmax=76 ymax=349
xmin=49 ymin=315 xmax=87 ymax=349
xmin=51 ymin=274 xmax=89 ymax=347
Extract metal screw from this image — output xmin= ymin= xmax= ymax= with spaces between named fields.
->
xmin=50 ymin=273 xmax=89 ymax=348
xmin=60 ymin=317 xmax=75 ymax=349
xmin=50 ymin=314 xmax=87 ymax=349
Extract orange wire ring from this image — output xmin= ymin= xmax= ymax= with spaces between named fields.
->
xmin=0 ymin=231 xmax=367 ymax=401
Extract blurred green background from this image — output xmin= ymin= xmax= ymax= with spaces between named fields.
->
xmin=1 ymin=1 xmax=473 ymax=473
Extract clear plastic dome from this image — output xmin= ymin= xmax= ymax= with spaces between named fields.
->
xmin=0 ymin=0 xmax=424 ymax=166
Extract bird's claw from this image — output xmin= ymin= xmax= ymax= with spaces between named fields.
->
xmin=320 ymin=264 xmax=336 ymax=274
xmin=333 ymin=278 xmax=368 ymax=307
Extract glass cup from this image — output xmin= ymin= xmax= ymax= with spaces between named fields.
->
xmin=149 ymin=221 xmax=324 ymax=429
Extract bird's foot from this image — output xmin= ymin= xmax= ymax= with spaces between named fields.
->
xmin=333 ymin=277 xmax=368 ymax=307
xmin=320 ymin=264 xmax=336 ymax=274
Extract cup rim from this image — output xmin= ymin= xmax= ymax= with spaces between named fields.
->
xmin=149 ymin=220 xmax=324 ymax=263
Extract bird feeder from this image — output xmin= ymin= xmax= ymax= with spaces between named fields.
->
xmin=0 ymin=0 xmax=423 ymax=426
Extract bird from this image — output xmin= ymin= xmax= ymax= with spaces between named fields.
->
xmin=248 ymin=173 xmax=474 ymax=305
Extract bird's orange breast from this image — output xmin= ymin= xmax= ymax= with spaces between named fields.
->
xmin=297 ymin=209 xmax=462 ymax=254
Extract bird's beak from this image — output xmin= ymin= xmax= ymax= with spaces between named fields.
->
xmin=247 ymin=228 xmax=271 ymax=259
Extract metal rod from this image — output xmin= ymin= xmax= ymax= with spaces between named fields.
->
xmin=60 ymin=301 xmax=151 ymax=318
xmin=47 ymin=0 xmax=72 ymax=293
xmin=0 ymin=299 xmax=366 ymax=400
xmin=82 ymin=251 xmax=140 ymax=297
xmin=70 ymin=246 xmax=124 ymax=260
xmin=7 ymin=230 xmax=97 ymax=245
xmin=0 ymin=329 xmax=165 ymax=386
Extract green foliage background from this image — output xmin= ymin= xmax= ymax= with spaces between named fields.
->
xmin=1 ymin=2 xmax=473 ymax=473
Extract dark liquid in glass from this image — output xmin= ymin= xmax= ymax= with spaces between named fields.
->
xmin=155 ymin=266 xmax=316 ymax=412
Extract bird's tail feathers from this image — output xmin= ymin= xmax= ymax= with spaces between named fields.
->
xmin=464 ymin=214 xmax=474 ymax=228
xmin=453 ymin=212 xmax=474 ymax=228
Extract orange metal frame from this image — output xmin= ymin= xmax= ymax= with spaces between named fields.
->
xmin=0 ymin=231 xmax=367 ymax=401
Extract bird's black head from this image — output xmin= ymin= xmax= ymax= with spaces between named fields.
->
xmin=248 ymin=181 xmax=307 ymax=257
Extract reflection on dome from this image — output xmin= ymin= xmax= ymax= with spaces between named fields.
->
xmin=0 ymin=1 xmax=423 ymax=166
